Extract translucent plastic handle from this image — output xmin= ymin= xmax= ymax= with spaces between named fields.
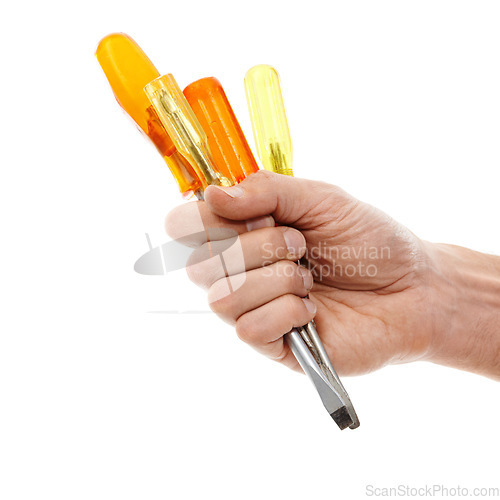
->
xmin=145 ymin=75 xmax=231 ymax=189
xmin=96 ymin=33 xmax=201 ymax=196
xmin=244 ymin=65 xmax=293 ymax=176
xmin=184 ymin=77 xmax=259 ymax=185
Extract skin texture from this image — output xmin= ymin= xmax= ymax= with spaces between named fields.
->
xmin=165 ymin=170 xmax=500 ymax=379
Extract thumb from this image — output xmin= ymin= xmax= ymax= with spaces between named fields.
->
xmin=204 ymin=170 xmax=352 ymax=227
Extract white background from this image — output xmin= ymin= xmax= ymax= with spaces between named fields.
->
xmin=1 ymin=1 xmax=499 ymax=499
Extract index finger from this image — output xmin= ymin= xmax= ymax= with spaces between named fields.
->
xmin=165 ymin=200 xmax=275 ymax=247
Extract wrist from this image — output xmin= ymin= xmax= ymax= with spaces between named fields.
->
xmin=424 ymin=241 xmax=500 ymax=379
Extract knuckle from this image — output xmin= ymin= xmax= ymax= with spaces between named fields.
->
xmin=164 ymin=202 xmax=203 ymax=243
xmin=259 ymin=232 xmax=282 ymax=263
xmin=245 ymin=169 xmax=277 ymax=190
xmin=185 ymin=263 xmax=208 ymax=288
xmin=164 ymin=206 xmax=183 ymax=238
xmin=186 ymin=246 xmax=215 ymax=288
xmin=282 ymin=294 xmax=301 ymax=316
xmin=235 ymin=315 xmax=258 ymax=344
xmin=207 ymin=279 xmax=237 ymax=323
xmin=252 ymin=169 xmax=275 ymax=181
xmin=274 ymin=260 xmax=300 ymax=283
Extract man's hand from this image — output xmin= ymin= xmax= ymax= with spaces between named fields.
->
xmin=165 ymin=170 xmax=500 ymax=379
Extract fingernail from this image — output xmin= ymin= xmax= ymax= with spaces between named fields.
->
xmin=302 ymin=298 xmax=317 ymax=314
xmin=214 ymin=185 xmax=244 ymax=198
xmin=298 ymin=267 xmax=313 ymax=290
xmin=246 ymin=215 xmax=275 ymax=232
xmin=283 ymin=229 xmax=305 ymax=258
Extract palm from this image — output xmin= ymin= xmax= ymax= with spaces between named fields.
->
xmin=287 ymin=188 xmax=431 ymax=375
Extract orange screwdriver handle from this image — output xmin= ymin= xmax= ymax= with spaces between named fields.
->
xmin=184 ymin=77 xmax=259 ymax=185
xmin=96 ymin=33 xmax=202 ymax=196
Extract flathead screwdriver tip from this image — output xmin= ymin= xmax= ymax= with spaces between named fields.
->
xmin=331 ymin=406 xmax=355 ymax=430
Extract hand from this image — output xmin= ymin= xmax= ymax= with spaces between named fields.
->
xmin=165 ymin=170 xmax=500 ymax=378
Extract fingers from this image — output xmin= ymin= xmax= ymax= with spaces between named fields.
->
xmin=234 ymin=295 xmax=317 ymax=361
xmin=165 ymin=199 xmax=275 ymax=247
xmin=207 ymin=261 xmax=314 ymax=324
xmin=203 ymin=170 xmax=353 ymax=227
xmin=185 ymin=226 xmax=307 ymax=289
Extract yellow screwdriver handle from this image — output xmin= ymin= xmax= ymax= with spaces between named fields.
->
xmin=244 ymin=65 xmax=293 ymax=176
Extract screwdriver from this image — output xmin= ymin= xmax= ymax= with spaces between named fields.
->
xmin=144 ymin=71 xmax=360 ymax=427
xmin=245 ymin=64 xmax=360 ymax=429
xmin=144 ymin=74 xmax=231 ymax=189
xmin=189 ymin=70 xmax=359 ymax=427
xmin=184 ymin=77 xmax=260 ymax=184
xmin=96 ymin=33 xmax=359 ymax=428
xmin=95 ymin=33 xmax=203 ymax=197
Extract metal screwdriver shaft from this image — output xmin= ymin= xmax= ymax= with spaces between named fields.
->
xmin=244 ymin=64 xmax=359 ymax=429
